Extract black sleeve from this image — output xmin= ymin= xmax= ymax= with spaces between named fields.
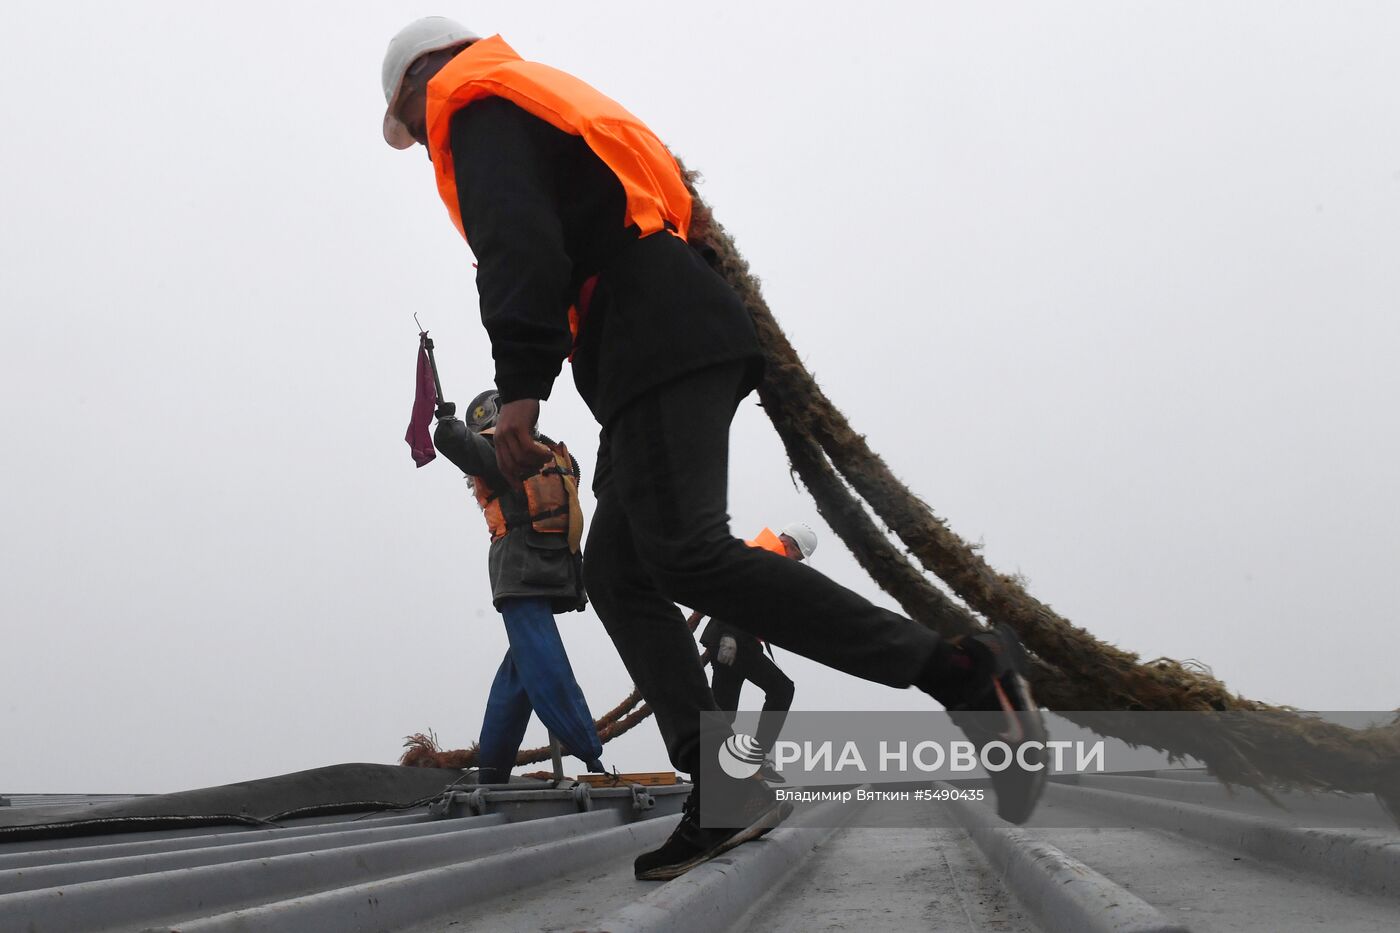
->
xmin=450 ymin=99 xmax=575 ymax=404
xmin=433 ymin=417 xmax=507 ymax=487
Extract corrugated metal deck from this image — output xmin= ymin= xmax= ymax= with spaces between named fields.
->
xmin=1 ymin=769 xmax=1395 ymax=932
xmin=0 ymin=794 xmax=146 ymax=809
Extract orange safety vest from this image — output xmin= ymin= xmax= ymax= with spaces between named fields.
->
xmin=471 ymin=442 xmax=585 ymax=553
xmin=745 ymin=528 xmax=788 ymax=651
xmin=747 ymin=527 xmax=787 ymax=557
xmin=425 ymin=35 xmax=692 ymax=246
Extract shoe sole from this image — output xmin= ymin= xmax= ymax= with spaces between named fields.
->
xmin=635 ymin=800 xmax=793 ymax=881
xmin=994 ymin=625 xmax=1048 ymax=823
xmin=965 ymin=625 xmax=1049 ymax=825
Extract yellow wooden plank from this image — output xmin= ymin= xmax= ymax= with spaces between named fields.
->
xmin=575 ymin=771 xmax=678 ymax=787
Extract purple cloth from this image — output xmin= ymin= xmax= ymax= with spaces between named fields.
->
xmin=406 ymin=332 xmax=437 ymax=467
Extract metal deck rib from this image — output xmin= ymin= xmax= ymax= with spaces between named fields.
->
xmin=1 ymin=770 xmax=1395 ymax=932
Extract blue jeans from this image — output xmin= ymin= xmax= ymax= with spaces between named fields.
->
xmin=476 ymin=596 xmax=605 ymax=782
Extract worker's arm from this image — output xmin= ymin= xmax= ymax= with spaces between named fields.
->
xmin=449 ymin=98 xmax=573 ymax=407
xmin=433 ymin=416 xmax=507 ymax=487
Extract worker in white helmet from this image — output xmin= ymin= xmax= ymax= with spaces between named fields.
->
xmin=697 ymin=523 xmax=817 ymax=782
xmin=379 ymin=16 xmax=1048 ymax=882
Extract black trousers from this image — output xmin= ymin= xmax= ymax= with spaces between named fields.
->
xmin=585 ymin=362 xmax=941 ymax=777
xmin=710 ymin=635 xmax=794 ymax=754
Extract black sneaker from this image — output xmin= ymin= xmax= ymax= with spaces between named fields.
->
xmin=758 ymin=760 xmax=786 ymax=784
xmin=633 ymin=779 xmax=791 ymax=881
xmin=946 ymin=624 xmax=1048 ymax=824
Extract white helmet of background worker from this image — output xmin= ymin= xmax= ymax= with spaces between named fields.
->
xmin=780 ymin=522 xmax=819 ymax=560
xmin=381 ymin=16 xmax=480 ymax=148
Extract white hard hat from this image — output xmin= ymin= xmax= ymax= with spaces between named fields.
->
xmin=780 ymin=522 xmax=819 ymax=560
xmin=381 ymin=16 xmax=480 ymax=148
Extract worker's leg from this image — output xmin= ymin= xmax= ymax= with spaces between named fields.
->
xmin=585 ymin=487 xmax=720 ymax=776
xmin=606 ymin=362 xmax=943 ymax=691
xmin=476 ymin=649 xmax=533 ymax=783
xmin=600 ymin=366 xmax=1045 ymax=835
xmin=587 ymin=362 xmax=949 ymax=781
xmin=499 ymin=596 xmax=605 ymax=772
xmin=737 ymin=649 xmax=795 ymax=754
xmin=708 ymin=644 xmax=745 ymax=720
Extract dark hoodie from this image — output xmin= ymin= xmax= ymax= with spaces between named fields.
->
xmin=433 ymin=417 xmax=585 ymax=613
xmin=448 ymin=97 xmax=764 ymax=426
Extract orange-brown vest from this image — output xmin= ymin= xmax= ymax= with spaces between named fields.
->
xmin=471 ymin=442 xmax=584 ymax=553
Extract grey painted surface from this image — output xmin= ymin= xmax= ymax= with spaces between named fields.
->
xmin=0 ymin=812 xmax=436 ymax=870
xmin=946 ymin=785 xmax=1190 ymax=933
xmin=1065 ymin=773 xmax=1393 ymax=827
xmin=1024 ymin=826 xmax=1400 ymax=932
xmin=0 ymin=770 xmax=1396 ymax=932
xmin=1045 ymin=782 xmax=1400 ymax=899
xmin=1 ymin=808 xmax=628 ymax=932
xmin=736 ymin=813 xmax=1039 ymax=933
xmin=165 ymin=817 xmax=678 ymax=933
xmin=0 ymin=795 xmax=145 ymax=809
xmin=0 ymin=813 xmax=506 ymax=895
xmin=581 ymin=799 xmax=853 ymax=933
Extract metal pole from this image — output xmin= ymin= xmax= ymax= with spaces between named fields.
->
xmin=423 ymin=335 xmax=446 ymax=407
xmin=549 ymin=734 xmax=565 ymax=783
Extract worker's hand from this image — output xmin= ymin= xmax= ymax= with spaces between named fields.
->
xmin=493 ymin=398 xmax=552 ymax=488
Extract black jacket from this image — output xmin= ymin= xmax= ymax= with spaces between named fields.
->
xmin=448 ymin=97 xmax=764 ymax=425
xmin=433 ymin=417 xmax=586 ymax=613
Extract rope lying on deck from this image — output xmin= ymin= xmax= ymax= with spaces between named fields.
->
xmin=404 ymin=164 xmax=1400 ymax=810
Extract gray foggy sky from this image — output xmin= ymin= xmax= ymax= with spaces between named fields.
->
xmin=2 ymin=2 xmax=1397 ymax=792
